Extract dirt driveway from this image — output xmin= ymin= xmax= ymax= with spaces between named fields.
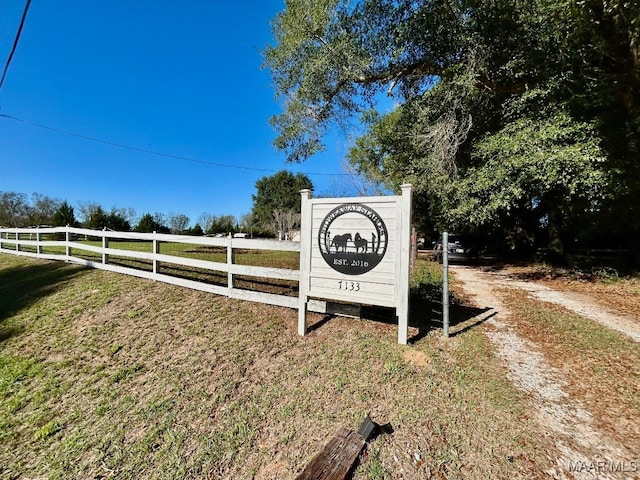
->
xmin=450 ymin=265 xmax=640 ymax=480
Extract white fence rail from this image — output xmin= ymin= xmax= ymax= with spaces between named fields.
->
xmin=0 ymin=226 xmax=315 ymax=311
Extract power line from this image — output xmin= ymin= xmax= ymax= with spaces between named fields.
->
xmin=0 ymin=0 xmax=348 ymax=178
xmin=0 ymin=0 xmax=32 ymax=92
xmin=0 ymin=1 xmax=349 ymax=178
xmin=0 ymin=113 xmax=349 ymax=176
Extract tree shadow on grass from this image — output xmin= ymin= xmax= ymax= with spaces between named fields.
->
xmin=352 ymin=292 xmax=492 ymax=343
xmin=0 ymin=258 xmax=89 ymax=342
xmin=306 ymin=289 xmax=493 ymax=343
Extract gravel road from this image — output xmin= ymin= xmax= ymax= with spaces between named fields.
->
xmin=450 ymin=266 xmax=639 ymax=480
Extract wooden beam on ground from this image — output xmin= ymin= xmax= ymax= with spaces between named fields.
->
xmin=295 ymin=428 xmax=366 ymax=480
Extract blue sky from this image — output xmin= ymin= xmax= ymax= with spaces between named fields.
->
xmin=0 ymin=1 xmax=357 ymax=226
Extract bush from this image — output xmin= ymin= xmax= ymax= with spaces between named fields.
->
xmin=410 ymin=262 xmax=443 ymax=300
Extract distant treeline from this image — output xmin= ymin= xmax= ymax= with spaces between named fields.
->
xmin=0 ymin=191 xmax=273 ymax=236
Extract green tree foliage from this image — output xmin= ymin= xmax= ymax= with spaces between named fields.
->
xmin=187 ymin=223 xmax=204 ymax=236
xmin=105 ymin=209 xmax=131 ymax=232
xmin=265 ymin=0 xmax=640 ymax=259
xmin=207 ymin=215 xmax=237 ymax=235
xmin=250 ymin=170 xmax=313 ymax=233
xmin=134 ymin=213 xmax=167 ymax=233
xmin=84 ymin=206 xmax=108 ymax=230
xmin=83 ymin=207 xmax=131 ymax=231
xmin=53 ymin=201 xmax=77 ymax=227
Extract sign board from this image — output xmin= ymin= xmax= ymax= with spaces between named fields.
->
xmin=298 ymin=185 xmax=413 ymax=344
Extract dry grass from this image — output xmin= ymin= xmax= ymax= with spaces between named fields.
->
xmin=491 ymin=263 xmax=640 ymax=318
xmin=0 ymin=254 xmax=552 ymax=479
xmin=501 ymin=289 xmax=640 ymax=456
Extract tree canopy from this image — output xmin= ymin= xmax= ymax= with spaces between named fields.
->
xmin=84 ymin=207 xmax=131 ymax=231
xmin=251 ymin=170 xmax=313 ymax=238
xmin=265 ymin=0 xmax=640 ymax=259
xmin=207 ymin=215 xmax=237 ymax=235
xmin=135 ymin=213 xmax=168 ymax=233
xmin=53 ymin=201 xmax=77 ymax=227
xmin=0 ymin=191 xmax=66 ymax=227
xmin=167 ymin=213 xmax=190 ymax=234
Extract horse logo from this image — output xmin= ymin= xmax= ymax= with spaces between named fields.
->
xmin=331 ymin=233 xmax=352 ymax=253
xmin=353 ymin=233 xmax=367 ymax=253
xmin=318 ymin=203 xmax=388 ymax=275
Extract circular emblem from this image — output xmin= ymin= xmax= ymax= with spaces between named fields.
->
xmin=318 ymin=203 xmax=388 ymax=275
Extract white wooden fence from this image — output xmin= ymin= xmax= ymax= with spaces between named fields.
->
xmin=0 ymin=226 xmax=326 ymax=311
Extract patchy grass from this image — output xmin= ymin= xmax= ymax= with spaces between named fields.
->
xmin=0 ymin=254 xmax=552 ymax=479
xmin=501 ymin=289 xmax=640 ymax=455
xmin=491 ymin=263 xmax=640 ymax=318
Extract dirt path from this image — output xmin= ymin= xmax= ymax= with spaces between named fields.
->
xmin=460 ymin=267 xmax=640 ymax=343
xmin=450 ymin=266 xmax=639 ymax=480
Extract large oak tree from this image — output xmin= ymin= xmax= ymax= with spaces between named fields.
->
xmin=265 ymin=0 xmax=640 ymax=260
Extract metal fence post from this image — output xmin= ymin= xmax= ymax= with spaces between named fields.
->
xmin=442 ymin=231 xmax=450 ymax=338
xmin=410 ymin=226 xmax=417 ymax=271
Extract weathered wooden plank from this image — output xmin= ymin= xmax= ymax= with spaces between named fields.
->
xmin=295 ymin=428 xmax=365 ymax=480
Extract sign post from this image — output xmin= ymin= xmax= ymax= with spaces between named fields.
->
xmin=298 ymin=185 xmax=413 ymax=344
xmin=298 ymin=189 xmax=313 ymax=336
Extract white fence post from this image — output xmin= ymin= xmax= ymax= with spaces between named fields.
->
xmin=298 ymin=189 xmax=312 ymax=336
xmin=227 ymin=233 xmax=234 ymax=291
xmin=15 ymin=229 xmax=19 ymax=252
xmin=102 ymin=227 xmax=109 ymax=265
xmin=152 ymin=231 xmax=158 ymax=276
xmin=36 ymin=226 xmax=41 ymax=255
xmin=65 ymin=226 xmax=70 ymax=260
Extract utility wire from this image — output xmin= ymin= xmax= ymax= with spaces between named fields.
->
xmin=0 ymin=0 xmax=348 ymax=177
xmin=0 ymin=1 xmax=349 ymax=177
xmin=0 ymin=113 xmax=349 ymax=176
xmin=0 ymin=0 xmax=32 ymax=92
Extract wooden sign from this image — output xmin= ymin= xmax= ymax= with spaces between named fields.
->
xmin=298 ymin=185 xmax=413 ymax=344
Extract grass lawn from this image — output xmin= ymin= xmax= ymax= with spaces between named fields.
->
xmin=0 ymin=253 xmax=552 ymax=479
